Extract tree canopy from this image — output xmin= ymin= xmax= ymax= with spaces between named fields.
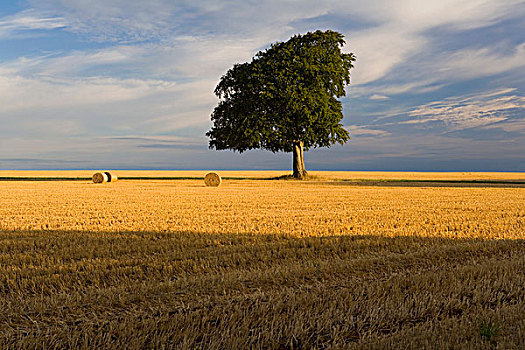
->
xmin=207 ymin=30 xmax=355 ymax=177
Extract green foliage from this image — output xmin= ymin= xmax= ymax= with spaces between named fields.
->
xmin=479 ymin=319 xmax=500 ymax=342
xmin=207 ymin=30 xmax=355 ymax=153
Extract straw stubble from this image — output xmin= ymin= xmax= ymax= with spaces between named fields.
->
xmin=0 ymin=175 xmax=524 ymax=348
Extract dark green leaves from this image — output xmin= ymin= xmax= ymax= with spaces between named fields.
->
xmin=207 ymin=30 xmax=355 ymax=153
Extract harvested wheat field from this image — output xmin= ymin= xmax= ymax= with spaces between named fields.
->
xmin=0 ymin=171 xmax=524 ymax=349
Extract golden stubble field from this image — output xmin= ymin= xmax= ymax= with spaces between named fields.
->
xmin=0 ymin=171 xmax=524 ymax=348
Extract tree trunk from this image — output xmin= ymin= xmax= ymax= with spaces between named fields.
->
xmin=292 ymin=141 xmax=308 ymax=179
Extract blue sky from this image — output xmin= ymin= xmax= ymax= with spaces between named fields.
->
xmin=0 ymin=0 xmax=524 ymax=171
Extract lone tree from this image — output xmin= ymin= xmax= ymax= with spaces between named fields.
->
xmin=207 ymin=30 xmax=355 ymax=178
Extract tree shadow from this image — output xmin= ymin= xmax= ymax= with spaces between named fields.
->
xmin=1 ymin=229 xmax=523 ymax=349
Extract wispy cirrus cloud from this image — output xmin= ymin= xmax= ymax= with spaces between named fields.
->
xmin=439 ymin=44 xmax=525 ymax=80
xmin=104 ymin=135 xmax=206 ymax=146
xmin=0 ymin=73 xmax=177 ymax=112
xmin=0 ymin=9 xmax=65 ymax=38
xmin=23 ymin=0 xmax=524 ymax=85
xmin=346 ymin=125 xmax=391 ymax=137
xmin=391 ymin=89 xmax=525 ymax=132
xmin=369 ymin=94 xmax=389 ymax=100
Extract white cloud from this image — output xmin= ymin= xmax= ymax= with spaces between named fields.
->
xmin=383 ymin=0 xmax=522 ymax=30
xmin=439 ymin=44 xmax=525 ymax=80
xmin=0 ymin=10 xmax=65 ymax=38
xmin=0 ymin=74 xmax=176 ymax=112
xmin=1 ymin=45 xmax=147 ymax=79
xmin=349 ymin=25 xmax=425 ymax=85
xmin=406 ymin=89 xmax=525 ymax=131
xmin=346 ymin=0 xmax=524 ymax=85
xmin=369 ymin=94 xmax=389 ymax=100
xmin=396 ymin=118 xmax=441 ymax=125
xmin=376 ymin=82 xmax=445 ymax=96
xmin=102 ymin=134 xmax=206 ymax=147
xmin=22 ymin=0 xmax=524 ymax=84
xmin=346 ymin=125 xmax=391 ymax=137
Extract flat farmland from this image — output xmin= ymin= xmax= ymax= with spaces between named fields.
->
xmin=2 ymin=169 xmax=525 ymax=181
xmin=1 ymin=172 xmax=524 ymax=348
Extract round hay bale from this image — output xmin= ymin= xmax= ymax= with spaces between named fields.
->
xmin=104 ymin=171 xmax=118 ymax=182
xmin=204 ymin=172 xmax=222 ymax=187
xmin=92 ymin=172 xmax=108 ymax=183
